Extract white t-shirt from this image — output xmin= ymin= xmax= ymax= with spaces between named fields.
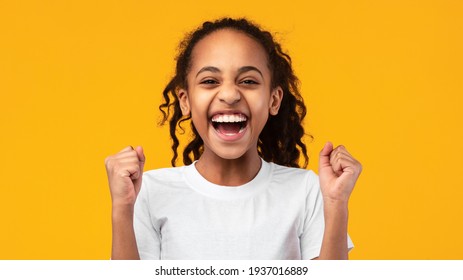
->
xmin=134 ymin=158 xmax=354 ymax=259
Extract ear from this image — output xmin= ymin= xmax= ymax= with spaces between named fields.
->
xmin=269 ymin=86 xmax=283 ymax=116
xmin=177 ymin=89 xmax=191 ymax=116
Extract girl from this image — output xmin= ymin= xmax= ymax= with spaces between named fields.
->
xmin=105 ymin=18 xmax=362 ymax=260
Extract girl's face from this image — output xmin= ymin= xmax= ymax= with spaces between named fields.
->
xmin=178 ymin=29 xmax=283 ymax=162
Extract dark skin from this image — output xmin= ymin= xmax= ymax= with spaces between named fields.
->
xmin=105 ymin=29 xmax=362 ymax=260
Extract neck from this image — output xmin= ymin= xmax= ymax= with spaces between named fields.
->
xmin=195 ymin=150 xmax=262 ymax=186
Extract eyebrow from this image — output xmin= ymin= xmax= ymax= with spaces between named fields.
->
xmin=195 ymin=66 xmax=264 ymax=79
xmin=238 ymin=66 xmax=264 ymax=78
xmin=196 ymin=66 xmax=220 ymax=77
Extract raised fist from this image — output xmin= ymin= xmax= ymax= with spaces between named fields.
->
xmin=318 ymin=142 xmax=362 ymax=204
xmin=105 ymin=146 xmax=145 ymax=207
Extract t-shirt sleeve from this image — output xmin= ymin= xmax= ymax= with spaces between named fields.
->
xmin=133 ymin=175 xmax=161 ymax=260
xmin=300 ymin=171 xmax=354 ymax=260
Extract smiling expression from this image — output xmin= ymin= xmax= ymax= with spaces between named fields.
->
xmin=178 ymin=28 xmax=283 ymax=162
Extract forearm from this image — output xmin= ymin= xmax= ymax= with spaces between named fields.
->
xmin=111 ymin=205 xmax=140 ymax=260
xmin=317 ymin=200 xmax=349 ymax=260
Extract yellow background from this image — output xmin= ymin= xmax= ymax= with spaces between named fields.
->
xmin=1 ymin=0 xmax=462 ymax=259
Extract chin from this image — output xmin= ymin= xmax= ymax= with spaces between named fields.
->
xmin=215 ymin=151 xmax=247 ymax=161
xmin=208 ymin=144 xmax=250 ymax=161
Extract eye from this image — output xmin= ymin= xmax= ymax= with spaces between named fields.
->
xmin=200 ymin=79 xmax=219 ymax=85
xmin=240 ymin=79 xmax=259 ymax=85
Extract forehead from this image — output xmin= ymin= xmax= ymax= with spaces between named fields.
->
xmin=189 ymin=29 xmax=269 ymax=74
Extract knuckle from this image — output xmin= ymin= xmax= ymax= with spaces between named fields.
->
xmin=117 ymin=171 xmax=128 ymax=177
xmin=115 ymin=161 xmax=123 ymax=168
xmin=105 ymin=156 xmax=114 ymax=167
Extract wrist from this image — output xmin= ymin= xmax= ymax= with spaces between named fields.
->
xmin=323 ymin=196 xmax=349 ymax=208
xmin=323 ymin=198 xmax=349 ymax=220
xmin=111 ymin=195 xmax=136 ymax=208
xmin=112 ymin=203 xmax=134 ymax=220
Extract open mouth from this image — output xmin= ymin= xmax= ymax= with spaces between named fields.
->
xmin=211 ymin=113 xmax=248 ymax=136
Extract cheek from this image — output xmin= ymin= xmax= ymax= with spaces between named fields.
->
xmin=251 ymin=104 xmax=270 ymax=128
xmin=250 ymin=96 xmax=271 ymax=115
xmin=189 ymin=94 xmax=212 ymax=128
xmin=189 ymin=92 xmax=208 ymax=113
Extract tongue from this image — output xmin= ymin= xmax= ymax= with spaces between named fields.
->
xmin=216 ymin=123 xmax=241 ymax=134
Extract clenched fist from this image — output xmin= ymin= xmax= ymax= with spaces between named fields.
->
xmin=105 ymin=146 xmax=145 ymax=207
xmin=318 ymin=142 xmax=362 ymax=204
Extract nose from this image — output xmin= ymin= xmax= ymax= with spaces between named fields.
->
xmin=217 ymin=82 xmax=241 ymax=105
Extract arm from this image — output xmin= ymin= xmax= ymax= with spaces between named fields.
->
xmin=105 ymin=146 xmax=145 ymax=260
xmin=111 ymin=204 xmax=140 ymax=260
xmin=315 ymin=142 xmax=362 ymax=260
xmin=317 ymin=200 xmax=349 ymax=259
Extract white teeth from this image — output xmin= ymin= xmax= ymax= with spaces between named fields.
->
xmin=212 ymin=114 xmax=247 ymax=123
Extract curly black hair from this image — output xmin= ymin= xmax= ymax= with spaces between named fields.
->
xmin=159 ymin=17 xmax=312 ymax=168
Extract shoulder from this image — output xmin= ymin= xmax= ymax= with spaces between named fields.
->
xmin=268 ymin=162 xmax=322 ymax=203
xmin=141 ymin=166 xmax=188 ymax=194
xmin=263 ymin=162 xmax=321 ymax=203
xmin=269 ymin=162 xmax=319 ymax=187
xmin=143 ymin=166 xmax=185 ymax=181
